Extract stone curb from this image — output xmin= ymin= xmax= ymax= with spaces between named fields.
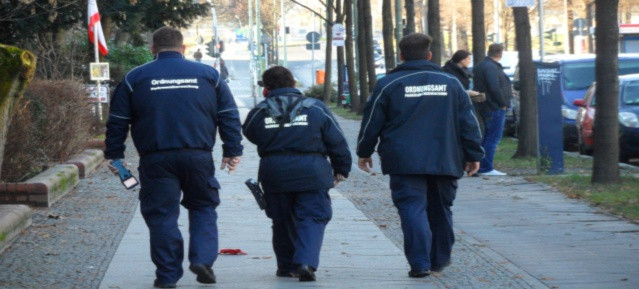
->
xmin=64 ymin=149 xmax=104 ymax=179
xmin=0 ymin=204 xmax=31 ymax=254
xmin=87 ymin=139 xmax=105 ymax=151
xmin=0 ymin=164 xmax=79 ymax=207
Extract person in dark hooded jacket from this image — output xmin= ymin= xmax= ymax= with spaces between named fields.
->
xmin=357 ymin=33 xmax=484 ymax=278
xmin=442 ymin=49 xmax=473 ymax=90
xmin=242 ymin=66 xmax=351 ymax=282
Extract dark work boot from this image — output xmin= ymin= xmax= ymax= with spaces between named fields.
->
xmin=189 ymin=263 xmax=216 ymax=284
xmin=297 ymin=264 xmax=316 ymax=282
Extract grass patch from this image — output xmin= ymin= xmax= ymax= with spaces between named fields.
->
xmin=528 ymin=174 xmax=639 ymax=220
xmin=330 ymin=105 xmax=362 ymax=121
xmin=495 ymin=137 xmax=639 ymax=221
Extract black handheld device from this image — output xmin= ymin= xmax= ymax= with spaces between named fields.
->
xmin=110 ymin=159 xmax=139 ymax=190
xmin=245 ymin=178 xmax=266 ymax=210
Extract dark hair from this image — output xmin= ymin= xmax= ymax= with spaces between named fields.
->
xmin=399 ymin=33 xmax=432 ymax=61
xmin=487 ymin=43 xmax=504 ymax=58
xmin=152 ymin=27 xmax=183 ymax=51
xmin=262 ymin=66 xmax=295 ymax=90
xmin=451 ymin=50 xmax=471 ymax=64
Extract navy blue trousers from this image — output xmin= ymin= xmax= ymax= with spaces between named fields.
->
xmin=138 ymin=150 xmax=221 ymax=284
xmin=390 ymin=175 xmax=457 ymax=271
xmin=479 ymin=109 xmax=506 ymax=173
xmin=264 ymin=189 xmax=332 ymax=272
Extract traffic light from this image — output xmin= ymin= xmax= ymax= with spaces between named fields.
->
xmin=206 ymin=41 xmax=216 ymax=57
xmin=218 ymin=40 xmax=224 ymax=53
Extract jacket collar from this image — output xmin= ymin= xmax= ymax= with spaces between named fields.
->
xmin=156 ymin=51 xmax=185 ymax=60
xmin=265 ymin=87 xmax=303 ymax=98
xmin=485 ymin=57 xmax=503 ymax=68
xmin=391 ymin=59 xmax=443 ymax=74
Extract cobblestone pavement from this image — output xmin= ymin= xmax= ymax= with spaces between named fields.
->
xmin=0 ymin=144 xmax=140 ymax=289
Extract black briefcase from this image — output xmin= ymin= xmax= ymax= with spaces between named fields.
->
xmin=245 ymin=178 xmax=267 ymax=210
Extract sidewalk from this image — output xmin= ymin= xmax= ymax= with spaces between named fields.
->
xmin=98 ymin=142 xmax=437 ymax=289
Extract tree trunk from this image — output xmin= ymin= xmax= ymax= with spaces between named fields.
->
xmin=427 ymin=0 xmax=441 ymax=65
xmin=567 ymin=0 xmax=575 ymax=54
xmin=357 ymin=0 xmax=369 ymax=113
xmin=471 ymin=0 xmax=486 ymax=65
xmin=345 ymin=0 xmax=360 ymax=113
xmin=383 ymin=0 xmax=396 ymax=70
xmin=0 ymin=45 xmax=37 ymax=180
xmin=336 ymin=0 xmax=345 ymax=105
xmin=512 ymin=7 xmax=538 ymax=159
xmin=323 ymin=0 xmax=334 ymax=105
xmin=363 ymin=0 xmax=377 ymax=94
xmin=405 ymin=0 xmax=416 ymax=35
xmin=592 ymin=0 xmax=620 ymax=184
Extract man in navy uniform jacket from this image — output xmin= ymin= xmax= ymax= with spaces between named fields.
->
xmin=105 ymin=27 xmax=243 ymax=288
xmin=243 ymin=66 xmax=351 ymax=282
xmin=357 ymin=33 xmax=484 ymax=278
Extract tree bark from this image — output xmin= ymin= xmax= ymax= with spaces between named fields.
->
xmin=512 ymin=7 xmax=538 ymax=159
xmin=427 ymin=0 xmax=441 ymax=65
xmin=363 ymin=0 xmax=377 ymax=94
xmin=0 ymin=45 xmax=36 ymax=180
xmin=357 ymin=0 xmax=369 ymax=114
xmin=383 ymin=0 xmax=396 ymax=70
xmin=471 ymin=0 xmax=486 ymax=65
xmin=323 ymin=0 xmax=334 ymax=105
xmin=405 ymin=0 xmax=416 ymax=35
xmin=336 ymin=0 xmax=345 ymax=105
xmin=345 ymin=0 xmax=360 ymax=113
xmin=592 ymin=0 xmax=620 ymax=184
xmin=567 ymin=0 xmax=575 ymax=54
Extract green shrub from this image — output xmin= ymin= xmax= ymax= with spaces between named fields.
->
xmin=304 ymin=84 xmax=338 ymax=103
xmin=105 ymin=42 xmax=153 ymax=82
xmin=1 ymin=79 xmax=93 ymax=182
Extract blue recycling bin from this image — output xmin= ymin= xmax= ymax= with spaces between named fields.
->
xmin=535 ymin=62 xmax=564 ymax=174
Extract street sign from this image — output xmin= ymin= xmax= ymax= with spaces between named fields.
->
xmin=332 ymin=23 xmax=345 ymax=47
xmin=90 ymin=62 xmax=110 ymax=81
xmin=306 ymin=43 xmax=320 ymax=50
xmin=86 ymin=84 xmax=108 ymax=103
xmin=506 ymin=0 xmax=534 ymax=7
xmin=306 ymin=31 xmax=320 ymax=43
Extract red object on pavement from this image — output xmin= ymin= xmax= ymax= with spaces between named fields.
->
xmin=219 ymin=248 xmax=247 ymax=255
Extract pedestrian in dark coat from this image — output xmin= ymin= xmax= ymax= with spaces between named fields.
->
xmin=105 ymin=27 xmax=243 ymax=288
xmin=442 ymin=50 xmax=473 ymax=90
xmin=242 ymin=66 xmax=351 ymax=282
xmin=472 ymin=43 xmax=512 ymax=176
xmin=357 ymin=33 xmax=484 ymax=278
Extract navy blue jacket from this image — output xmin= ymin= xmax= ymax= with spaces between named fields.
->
xmin=472 ymin=57 xmax=512 ymax=112
xmin=357 ymin=60 xmax=484 ymax=178
xmin=442 ymin=60 xmax=472 ymax=90
xmin=105 ymin=51 xmax=243 ymax=159
xmin=243 ymin=88 xmax=351 ymax=193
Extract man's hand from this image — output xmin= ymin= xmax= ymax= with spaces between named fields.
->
xmin=465 ymin=161 xmax=480 ymax=176
xmin=333 ymin=173 xmax=346 ymax=186
xmin=107 ymin=159 xmax=121 ymax=175
xmin=358 ymin=158 xmax=373 ymax=173
xmin=220 ymin=156 xmax=241 ymax=173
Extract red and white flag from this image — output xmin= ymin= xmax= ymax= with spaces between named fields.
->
xmin=88 ymin=0 xmax=108 ymax=55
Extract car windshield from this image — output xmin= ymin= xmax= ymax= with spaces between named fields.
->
xmin=622 ymin=81 xmax=639 ymax=105
xmin=563 ymin=59 xmax=639 ymax=91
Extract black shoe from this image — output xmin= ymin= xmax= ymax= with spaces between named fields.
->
xmin=408 ymin=269 xmax=431 ymax=278
xmin=189 ymin=263 xmax=216 ymax=284
xmin=276 ymin=269 xmax=299 ymax=278
xmin=297 ymin=264 xmax=316 ymax=282
xmin=431 ymin=261 xmax=451 ymax=273
xmin=153 ymin=279 xmax=176 ymax=288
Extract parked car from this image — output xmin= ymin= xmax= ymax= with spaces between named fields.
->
xmin=573 ymin=74 xmax=639 ymax=161
xmin=511 ymin=54 xmax=639 ymax=147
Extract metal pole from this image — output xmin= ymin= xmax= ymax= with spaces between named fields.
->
xmin=394 ymin=0 xmax=401 ymax=64
xmin=282 ymin=0 xmax=287 ymax=67
xmin=494 ymin=0 xmax=500 ymax=43
xmin=94 ymin=21 xmax=103 ymax=121
xmin=248 ymin=0 xmax=256 ymax=104
xmin=452 ymin=0 xmax=457 ymax=51
xmin=539 ymin=0 xmax=544 ymax=61
xmin=312 ymin=16 xmax=316 ymax=87
xmin=211 ymin=5 xmax=220 ymax=68
xmin=256 ymin=0 xmax=263 ymax=72
xmin=563 ymin=0 xmax=569 ymax=54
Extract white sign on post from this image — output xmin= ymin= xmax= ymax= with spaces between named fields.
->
xmin=506 ymin=0 xmax=535 ymax=7
xmin=86 ymin=84 xmax=109 ymax=103
xmin=332 ymin=23 xmax=345 ymax=47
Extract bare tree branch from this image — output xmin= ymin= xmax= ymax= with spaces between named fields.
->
xmin=289 ymin=0 xmax=333 ymax=24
